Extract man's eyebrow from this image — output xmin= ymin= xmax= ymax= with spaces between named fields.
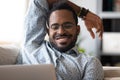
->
xmin=51 ymin=23 xmax=59 ymax=26
xmin=62 ymin=22 xmax=74 ymax=25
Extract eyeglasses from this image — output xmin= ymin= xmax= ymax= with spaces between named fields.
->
xmin=50 ymin=22 xmax=75 ymax=30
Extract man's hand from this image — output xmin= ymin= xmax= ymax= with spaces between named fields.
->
xmin=84 ymin=11 xmax=103 ymax=39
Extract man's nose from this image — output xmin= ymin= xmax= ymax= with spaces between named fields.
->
xmin=57 ymin=26 xmax=65 ymax=34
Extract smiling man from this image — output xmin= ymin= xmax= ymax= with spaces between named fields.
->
xmin=48 ymin=6 xmax=80 ymax=52
xmin=17 ymin=0 xmax=104 ymax=80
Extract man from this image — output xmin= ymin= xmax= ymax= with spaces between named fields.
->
xmin=17 ymin=0 xmax=104 ymax=80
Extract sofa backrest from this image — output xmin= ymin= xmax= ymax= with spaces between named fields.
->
xmin=0 ymin=44 xmax=19 ymax=65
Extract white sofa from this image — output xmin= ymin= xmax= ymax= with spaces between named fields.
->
xmin=0 ymin=44 xmax=120 ymax=80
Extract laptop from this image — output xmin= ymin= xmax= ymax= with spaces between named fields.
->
xmin=0 ymin=64 xmax=56 ymax=80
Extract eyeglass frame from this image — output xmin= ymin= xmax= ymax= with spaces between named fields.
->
xmin=49 ymin=22 xmax=76 ymax=31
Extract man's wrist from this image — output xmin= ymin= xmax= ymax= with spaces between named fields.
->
xmin=77 ymin=7 xmax=89 ymax=18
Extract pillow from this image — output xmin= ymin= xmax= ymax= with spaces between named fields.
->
xmin=0 ymin=44 xmax=19 ymax=65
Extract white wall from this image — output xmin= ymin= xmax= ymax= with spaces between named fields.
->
xmin=0 ymin=0 xmax=26 ymax=43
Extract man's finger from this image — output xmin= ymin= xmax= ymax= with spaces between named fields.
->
xmin=87 ymin=27 xmax=95 ymax=39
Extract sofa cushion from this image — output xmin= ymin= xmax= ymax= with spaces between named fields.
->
xmin=0 ymin=44 xmax=19 ymax=65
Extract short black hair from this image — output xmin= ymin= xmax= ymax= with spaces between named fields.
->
xmin=47 ymin=2 xmax=78 ymax=26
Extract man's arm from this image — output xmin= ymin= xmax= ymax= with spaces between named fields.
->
xmin=66 ymin=1 xmax=104 ymax=39
xmin=18 ymin=0 xmax=50 ymax=64
xmin=23 ymin=0 xmax=49 ymax=53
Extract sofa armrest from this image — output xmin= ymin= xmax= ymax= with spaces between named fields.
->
xmin=103 ymin=66 xmax=120 ymax=80
xmin=105 ymin=77 xmax=120 ymax=80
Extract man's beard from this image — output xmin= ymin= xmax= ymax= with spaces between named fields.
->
xmin=49 ymin=34 xmax=78 ymax=52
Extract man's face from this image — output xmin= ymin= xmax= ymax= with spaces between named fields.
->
xmin=48 ymin=10 xmax=80 ymax=52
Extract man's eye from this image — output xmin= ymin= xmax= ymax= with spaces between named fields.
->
xmin=51 ymin=25 xmax=59 ymax=30
xmin=63 ymin=24 xmax=73 ymax=29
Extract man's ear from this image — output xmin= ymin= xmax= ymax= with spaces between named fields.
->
xmin=77 ymin=25 xmax=80 ymax=35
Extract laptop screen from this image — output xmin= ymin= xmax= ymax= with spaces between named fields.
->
xmin=0 ymin=64 xmax=56 ymax=80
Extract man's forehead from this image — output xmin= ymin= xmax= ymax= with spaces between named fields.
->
xmin=49 ymin=12 xmax=75 ymax=25
xmin=50 ymin=9 xmax=73 ymax=17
